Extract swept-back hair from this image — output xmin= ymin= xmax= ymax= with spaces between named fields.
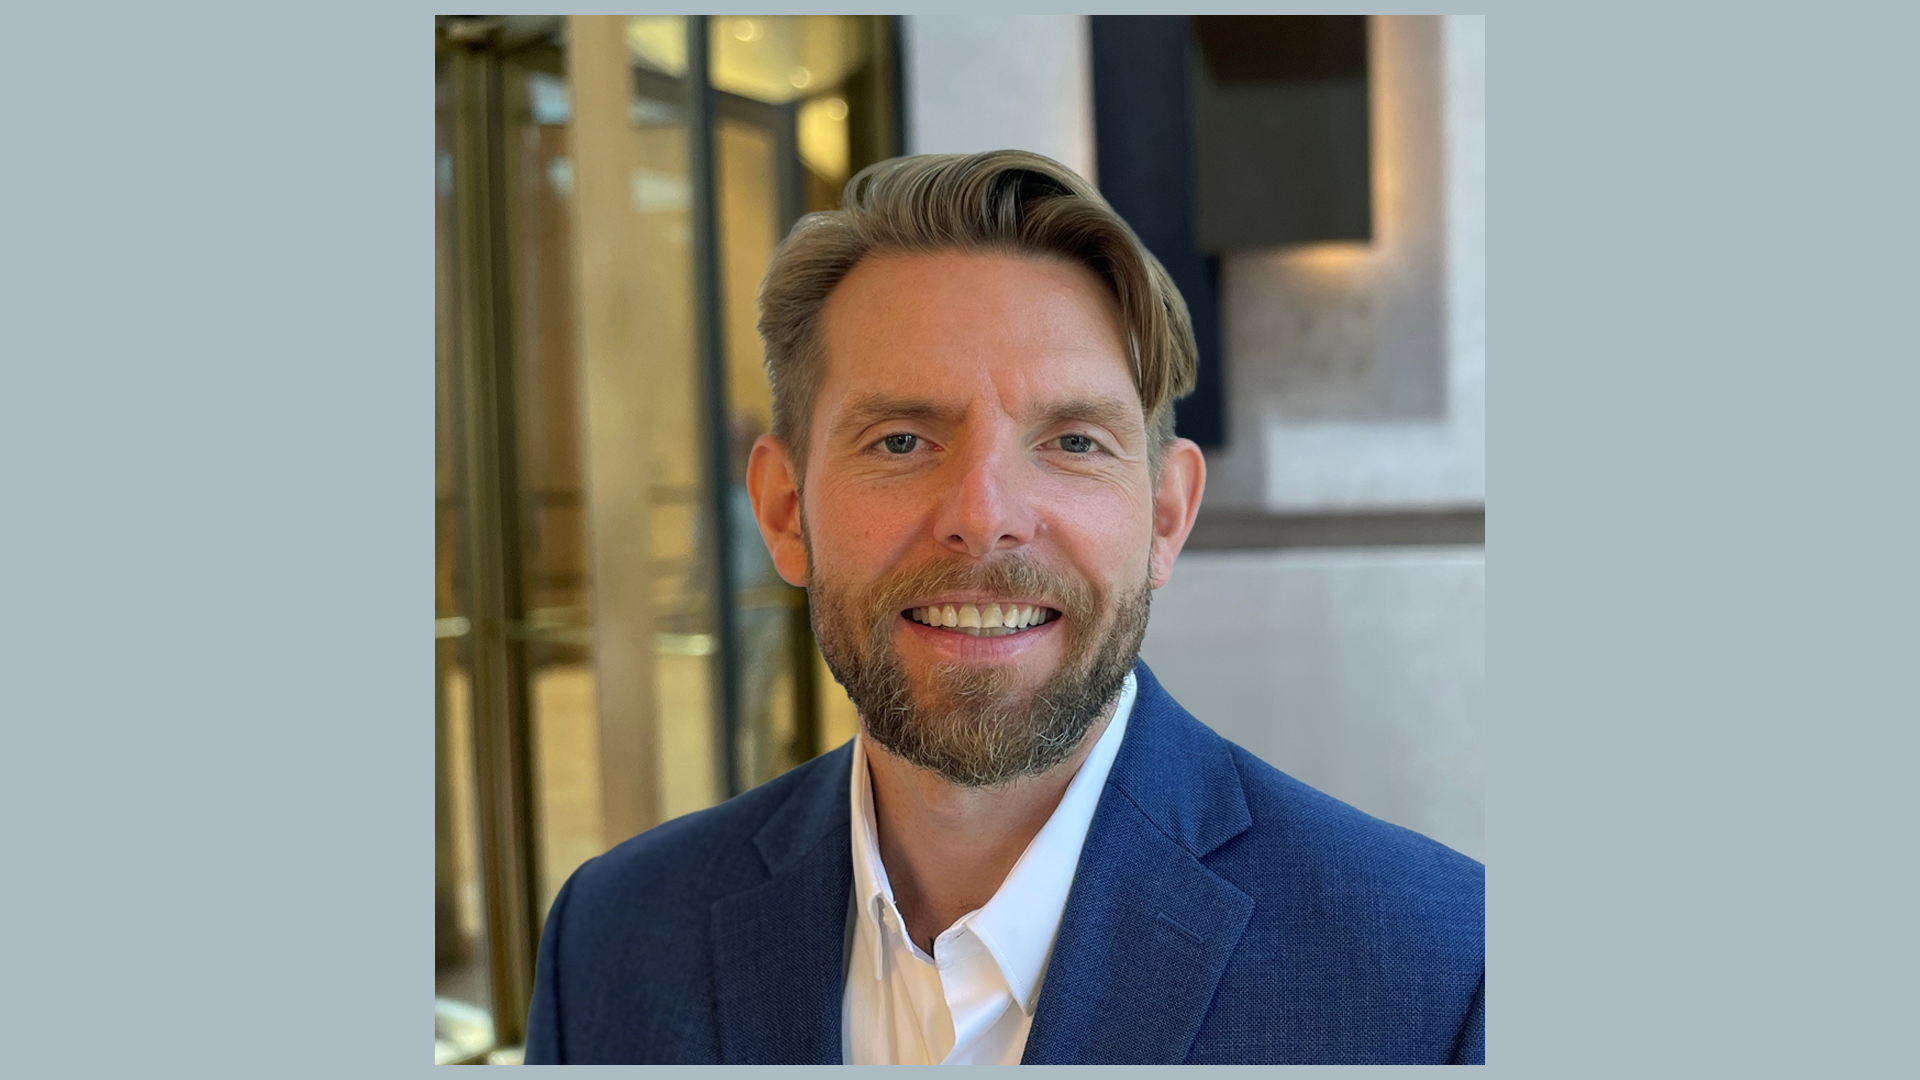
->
xmin=756 ymin=149 xmax=1197 ymax=481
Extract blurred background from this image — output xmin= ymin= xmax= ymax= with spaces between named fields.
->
xmin=433 ymin=14 xmax=1483 ymax=1064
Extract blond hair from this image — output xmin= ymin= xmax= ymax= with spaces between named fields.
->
xmin=756 ymin=150 xmax=1197 ymax=482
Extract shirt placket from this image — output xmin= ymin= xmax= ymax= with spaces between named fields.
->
xmin=881 ymin=902 xmax=952 ymax=1063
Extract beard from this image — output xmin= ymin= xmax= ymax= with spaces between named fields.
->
xmin=806 ymin=528 xmax=1150 ymax=789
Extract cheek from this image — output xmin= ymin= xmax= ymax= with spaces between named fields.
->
xmin=807 ymin=482 xmax=924 ymax=574
xmin=1040 ymin=490 xmax=1154 ymax=586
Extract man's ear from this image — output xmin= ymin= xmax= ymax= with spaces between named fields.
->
xmin=747 ymin=434 xmax=810 ymax=587
xmin=1148 ymin=438 xmax=1206 ymax=589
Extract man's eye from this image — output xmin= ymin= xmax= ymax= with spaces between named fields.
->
xmin=1058 ymin=434 xmax=1097 ymax=454
xmin=880 ymin=433 xmax=919 ymax=454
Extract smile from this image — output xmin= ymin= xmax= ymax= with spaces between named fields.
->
xmin=903 ymin=602 xmax=1058 ymax=638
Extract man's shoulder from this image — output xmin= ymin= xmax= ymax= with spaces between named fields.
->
xmin=1126 ymin=662 xmax=1480 ymax=949
xmin=526 ymin=743 xmax=853 ymax=1063
xmin=1221 ymin=742 xmax=1483 ymax=900
xmin=1170 ymin=725 xmax=1483 ymax=1063
xmin=1191 ymin=735 xmax=1483 ymax=974
xmin=560 ymin=741 xmax=852 ymax=921
xmin=1128 ymin=663 xmax=1481 ymax=906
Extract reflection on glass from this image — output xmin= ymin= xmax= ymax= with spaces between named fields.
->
xmin=797 ymin=95 xmax=851 ymax=181
xmin=718 ymin=115 xmax=806 ymax=789
xmin=627 ymin=16 xmax=688 ymax=77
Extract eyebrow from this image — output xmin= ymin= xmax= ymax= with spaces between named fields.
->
xmin=1035 ymin=396 xmax=1144 ymax=442
xmin=827 ymin=391 xmax=1145 ymax=444
xmin=828 ymin=394 xmax=968 ymax=442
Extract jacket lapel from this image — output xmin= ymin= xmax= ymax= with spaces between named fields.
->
xmin=709 ymin=743 xmax=854 ymax=1064
xmin=702 ymin=663 xmax=1252 ymax=1064
xmin=1022 ymin=662 xmax=1257 ymax=1064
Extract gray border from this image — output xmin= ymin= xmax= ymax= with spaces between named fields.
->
xmin=7 ymin=5 xmax=1913 ymax=1073
xmin=1486 ymin=5 xmax=1915 ymax=1074
xmin=6 ymin=8 xmax=428 ymax=1069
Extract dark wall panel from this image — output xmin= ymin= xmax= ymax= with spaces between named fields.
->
xmin=1089 ymin=15 xmax=1225 ymax=449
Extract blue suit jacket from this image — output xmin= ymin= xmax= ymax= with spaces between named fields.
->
xmin=524 ymin=661 xmax=1485 ymax=1064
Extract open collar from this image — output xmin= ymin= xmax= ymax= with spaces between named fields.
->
xmin=968 ymin=672 xmax=1136 ymax=1013
xmin=707 ymin=659 xmax=1255 ymax=1064
xmin=845 ymin=673 xmax=1140 ymax=1012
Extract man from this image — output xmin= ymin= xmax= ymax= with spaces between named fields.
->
xmin=523 ymin=150 xmax=1484 ymax=1065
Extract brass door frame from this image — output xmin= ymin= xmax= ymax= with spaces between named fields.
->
xmin=438 ymin=17 xmax=546 ymax=1051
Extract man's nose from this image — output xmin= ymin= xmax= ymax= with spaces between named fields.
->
xmin=934 ymin=443 xmax=1038 ymax=559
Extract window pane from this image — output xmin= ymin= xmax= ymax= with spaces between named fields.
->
xmin=625 ymin=51 xmax=726 ymax=824
xmin=706 ymin=16 xmax=868 ymax=106
xmin=499 ymin=50 xmax=608 ymax=924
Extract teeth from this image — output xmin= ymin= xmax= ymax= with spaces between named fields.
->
xmin=910 ymin=603 xmax=1055 ymax=631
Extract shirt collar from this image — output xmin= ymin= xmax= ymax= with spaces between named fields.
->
xmin=846 ymin=672 xmax=1138 ymax=1012
xmin=848 ymin=734 xmax=900 ymax=982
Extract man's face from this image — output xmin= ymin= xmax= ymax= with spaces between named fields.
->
xmin=751 ymin=250 xmax=1201 ymax=786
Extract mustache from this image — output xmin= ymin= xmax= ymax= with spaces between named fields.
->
xmin=859 ymin=553 xmax=1099 ymax=626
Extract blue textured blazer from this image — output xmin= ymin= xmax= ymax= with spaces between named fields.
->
xmin=523 ymin=661 xmax=1485 ymax=1064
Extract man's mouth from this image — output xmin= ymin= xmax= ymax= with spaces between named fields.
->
xmin=903 ymin=602 xmax=1059 ymax=638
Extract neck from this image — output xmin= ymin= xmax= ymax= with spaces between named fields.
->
xmin=860 ymin=699 xmax=1120 ymax=954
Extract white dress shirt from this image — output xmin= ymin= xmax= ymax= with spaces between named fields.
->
xmin=839 ymin=672 xmax=1138 ymax=1065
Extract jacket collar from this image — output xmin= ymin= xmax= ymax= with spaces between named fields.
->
xmin=1020 ymin=659 xmax=1257 ymax=1063
xmin=709 ymin=742 xmax=854 ymax=1064
xmin=1101 ymin=659 xmax=1254 ymax=858
xmin=751 ymin=740 xmax=853 ymax=874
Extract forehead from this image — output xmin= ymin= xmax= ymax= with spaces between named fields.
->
xmin=815 ymin=250 xmax=1138 ymax=421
